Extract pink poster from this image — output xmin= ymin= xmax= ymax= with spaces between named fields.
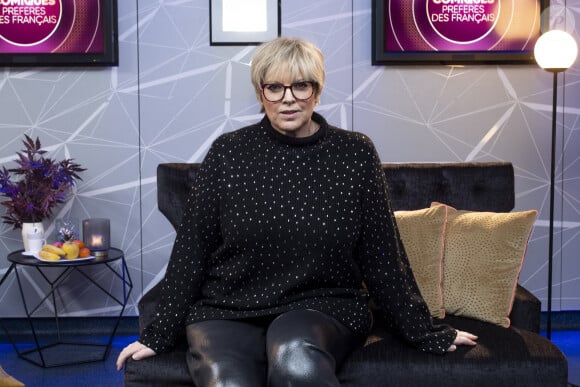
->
xmin=385 ymin=0 xmax=542 ymax=52
xmin=0 ymin=0 xmax=104 ymax=54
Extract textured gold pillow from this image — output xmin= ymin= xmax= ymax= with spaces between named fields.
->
xmin=394 ymin=205 xmax=447 ymax=319
xmin=436 ymin=203 xmax=538 ymax=327
xmin=0 ymin=366 xmax=24 ymax=387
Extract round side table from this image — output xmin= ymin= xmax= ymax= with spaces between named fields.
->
xmin=0 ymin=247 xmax=132 ymax=367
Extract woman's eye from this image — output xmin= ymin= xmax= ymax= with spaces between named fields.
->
xmin=293 ymin=82 xmax=308 ymax=90
xmin=267 ymin=84 xmax=283 ymax=92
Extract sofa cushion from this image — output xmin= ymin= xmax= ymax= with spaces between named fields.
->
xmin=125 ymin=314 xmax=568 ymax=387
xmin=125 ymin=343 xmax=192 ymax=387
xmin=436 ymin=203 xmax=537 ymax=327
xmin=337 ymin=315 xmax=567 ymax=387
xmin=394 ymin=205 xmax=446 ymax=319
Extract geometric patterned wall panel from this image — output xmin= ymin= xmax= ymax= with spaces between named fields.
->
xmin=1 ymin=0 xmax=579 ymax=318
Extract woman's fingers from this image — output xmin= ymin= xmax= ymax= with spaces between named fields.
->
xmin=116 ymin=341 xmax=156 ymax=370
xmin=448 ymin=330 xmax=478 ymax=352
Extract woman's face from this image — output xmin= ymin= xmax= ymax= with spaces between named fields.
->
xmin=260 ymin=71 xmax=319 ymax=138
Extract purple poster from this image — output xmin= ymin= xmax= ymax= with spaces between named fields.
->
xmin=0 ymin=0 xmax=104 ymax=54
xmin=385 ymin=0 xmax=541 ymax=52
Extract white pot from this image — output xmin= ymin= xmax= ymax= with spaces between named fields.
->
xmin=21 ymin=222 xmax=45 ymax=253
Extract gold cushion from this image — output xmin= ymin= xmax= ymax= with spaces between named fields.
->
xmin=436 ymin=203 xmax=538 ymax=327
xmin=394 ymin=205 xmax=447 ymax=319
xmin=0 ymin=366 xmax=24 ymax=387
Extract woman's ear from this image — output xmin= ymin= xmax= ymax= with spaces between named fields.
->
xmin=258 ymin=93 xmax=265 ymax=113
xmin=314 ymin=90 xmax=322 ymax=105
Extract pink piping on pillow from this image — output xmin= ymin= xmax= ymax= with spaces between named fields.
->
xmin=505 ymin=209 xmax=538 ymax=327
xmin=436 ymin=204 xmax=448 ymax=319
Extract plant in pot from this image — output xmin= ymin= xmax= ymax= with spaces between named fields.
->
xmin=0 ymin=135 xmax=85 ymax=253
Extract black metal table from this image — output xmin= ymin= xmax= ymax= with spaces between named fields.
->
xmin=0 ymin=247 xmax=132 ymax=367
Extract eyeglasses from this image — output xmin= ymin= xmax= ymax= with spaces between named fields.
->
xmin=261 ymin=81 xmax=317 ymax=103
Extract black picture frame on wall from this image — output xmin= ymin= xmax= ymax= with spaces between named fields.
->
xmin=372 ymin=0 xmax=550 ymax=65
xmin=0 ymin=0 xmax=119 ymax=67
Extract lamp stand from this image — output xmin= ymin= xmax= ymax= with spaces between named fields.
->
xmin=533 ymin=27 xmax=578 ymax=341
xmin=547 ymin=70 xmax=559 ymax=340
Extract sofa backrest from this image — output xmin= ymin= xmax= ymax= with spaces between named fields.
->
xmin=157 ymin=163 xmax=200 ymax=230
xmin=383 ymin=162 xmax=514 ymax=212
xmin=157 ymin=162 xmax=514 ymax=230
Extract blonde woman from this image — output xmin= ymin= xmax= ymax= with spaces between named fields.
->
xmin=117 ymin=37 xmax=476 ymax=387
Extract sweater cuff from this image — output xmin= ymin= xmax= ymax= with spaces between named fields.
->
xmin=139 ymin=326 xmax=176 ymax=354
xmin=416 ymin=324 xmax=457 ymax=355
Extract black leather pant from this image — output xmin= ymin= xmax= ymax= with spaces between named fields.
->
xmin=185 ymin=309 xmax=360 ymax=387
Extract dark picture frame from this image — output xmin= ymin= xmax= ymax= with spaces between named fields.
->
xmin=0 ymin=0 xmax=119 ymax=67
xmin=372 ymin=0 xmax=550 ymax=66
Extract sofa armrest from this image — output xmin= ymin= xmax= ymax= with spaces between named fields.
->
xmin=509 ymin=284 xmax=541 ymax=333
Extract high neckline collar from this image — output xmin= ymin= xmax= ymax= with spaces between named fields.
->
xmin=263 ymin=112 xmax=328 ymax=146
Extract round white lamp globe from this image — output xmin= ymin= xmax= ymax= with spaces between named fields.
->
xmin=534 ymin=29 xmax=578 ymax=71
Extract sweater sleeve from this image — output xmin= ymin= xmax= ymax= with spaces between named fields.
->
xmin=139 ymin=140 xmax=224 ymax=353
xmin=354 ymin=135 xmax=456 ymax=355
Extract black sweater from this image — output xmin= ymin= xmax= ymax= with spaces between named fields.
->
xmin=141 ymin=112 xmax=456 ymax=354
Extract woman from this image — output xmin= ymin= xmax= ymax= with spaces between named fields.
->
xmin=117 ymin=37 xmax=477 ymax=386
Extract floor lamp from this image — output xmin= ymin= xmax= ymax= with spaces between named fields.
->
xmin=534 ymin=29 xmax=578 ymax=340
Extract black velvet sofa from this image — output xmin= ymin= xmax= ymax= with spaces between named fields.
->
xmin=124 ymin=162 xmax=568 ymax=387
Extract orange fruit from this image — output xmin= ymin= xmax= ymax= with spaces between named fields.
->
xmin=73 ymin=239 xmax=85 ymax=249
xmin=79 ymin=247 xmax=91 ymax=258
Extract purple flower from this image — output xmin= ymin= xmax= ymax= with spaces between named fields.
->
xmin=0 ymin=135 xmax=86 ymax=228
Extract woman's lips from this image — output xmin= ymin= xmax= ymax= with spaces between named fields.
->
xmin=280 ymin=110 xmax=299 ymax=118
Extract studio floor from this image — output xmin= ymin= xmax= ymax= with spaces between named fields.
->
xmin=0 ymin=331 xmax=579 ymax=386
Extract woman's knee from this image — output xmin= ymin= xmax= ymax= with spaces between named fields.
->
xmin=268 ymin=335 xmax=335 ymax=385
xmin=266 ymin=310 xmax=354 ymax=386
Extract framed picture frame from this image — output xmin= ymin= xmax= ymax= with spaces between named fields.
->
xmin=372 ymin=0 xmax=550 ymax=65
xmin=210 ymin=0 xmax=281 ymax=45
xmin=0 ymin=0 xmax=118 ymax=67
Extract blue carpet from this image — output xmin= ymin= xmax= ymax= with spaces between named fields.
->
xmin=0 ymin=335 xmax=136 ymax=387
xmin=547 ymin=330 xmax=580 ymax=387
xmin=1 ymin=331 xmax=579 ymax=386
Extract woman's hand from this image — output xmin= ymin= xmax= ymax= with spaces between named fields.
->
xmin=116 ymin=340 xmax=157 ymax=370
xmin=447 ymin=330 xmax=478 ymax=352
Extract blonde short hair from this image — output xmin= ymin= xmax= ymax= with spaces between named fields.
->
xmin=251 ymin=37 xmax=325 ymax=103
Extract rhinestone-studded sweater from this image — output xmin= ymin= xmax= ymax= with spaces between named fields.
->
xmin=140 ymin=112 xmax=456 ymax=355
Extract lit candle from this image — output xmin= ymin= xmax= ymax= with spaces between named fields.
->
xmin=82 ymin=218 xmax=110 ymax=257
xmin=91 ymin=235 xmax=103 ymax=249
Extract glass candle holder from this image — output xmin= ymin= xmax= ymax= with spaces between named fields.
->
xmin=82 ymin=218 xmax=110 ymax=257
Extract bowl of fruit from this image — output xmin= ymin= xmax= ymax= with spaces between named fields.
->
xmin=38 ymin=239 xmax=92 ymax=262
xmin=35 ymin=219 xmax=92 ymax=262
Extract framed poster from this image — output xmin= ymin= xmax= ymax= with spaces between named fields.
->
xmin=0 ymin=0 xmax=119 ymax=67
xmin=210 ymin=0 xmax=281 ymax=45
xmin=372 ymin=0 xmax=549 ymax=65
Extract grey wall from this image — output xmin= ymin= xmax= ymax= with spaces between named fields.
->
xmin=1 ymin=0 xmax=579 ymax=318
